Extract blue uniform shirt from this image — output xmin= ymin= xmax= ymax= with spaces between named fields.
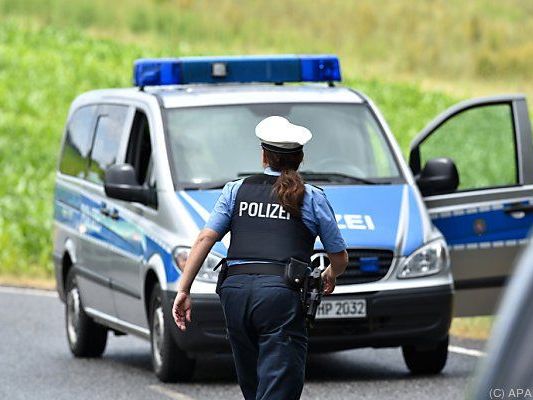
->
xmin=205 ymin=167 xmax=347 ymax=265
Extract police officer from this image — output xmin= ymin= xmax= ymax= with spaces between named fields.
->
xmin=173 ymin=116 xmax=349 ymax=400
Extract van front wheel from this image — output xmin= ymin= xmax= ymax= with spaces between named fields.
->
xmin=149 ymin=283 xmax=196 ymax=382
xmin=402 ymin=336 xmax=449 ymax=375
xmin=65 ymin=269 xmax=108 ymax=357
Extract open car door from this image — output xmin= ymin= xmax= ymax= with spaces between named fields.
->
xmin=409 ymin=95 xmax=533 ymax=316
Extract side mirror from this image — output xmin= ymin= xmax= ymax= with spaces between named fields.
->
xmin=104 ymin=164 xmax=157 ymax=207
xmin=416 ymin=157 xmax=459 ymax=196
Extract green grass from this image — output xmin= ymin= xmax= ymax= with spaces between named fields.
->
xmin=0 ymin=0 xmax=531 ymax=100
xmin=0 ymin=18 xmax=462 ymax=279
xmin=1 ymin=0 xmax=530 ymax=280
xmin=0 ymin=20 xmax=147 ymax=277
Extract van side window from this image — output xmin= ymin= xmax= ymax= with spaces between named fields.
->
xmin=87 ymin=105 xmax=129 ymax=185
xmin=59 ymin=105 xmax=97 ymax=178
xmin=125 ymin=110 xmax=152 ymax=186
xmin=419 ymin=104 xmax=517 ymax=191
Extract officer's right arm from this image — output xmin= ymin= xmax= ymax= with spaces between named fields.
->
xmin=173 ymin=181 xmax=238 ymax=330
xmin=177 ymin=228 xmax=219 ymax=295
xmin=177 ymin=180 xmax=239 ymax=293
xmin=327 ymin=250 xmax=349 ymax=277
xmin=173 ymin=227 xmax=219 ymax=330
xmin=311 ymin=190 xmax=348 ymax=293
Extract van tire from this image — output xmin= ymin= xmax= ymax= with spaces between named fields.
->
xmin=402 ymin=336 xmax=448 ymax=375
xmin=149 ymin=283 xmax=195 ymax=382
xmin=65 ymin=269 xmax=108 ymax=357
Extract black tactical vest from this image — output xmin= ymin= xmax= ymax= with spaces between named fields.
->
xmin=226 ymin=174 xmax=315 ymax=264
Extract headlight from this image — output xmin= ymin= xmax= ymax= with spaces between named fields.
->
xmin=172 ymin=247 xmax=222 ymax=283
xmin=398 ymin=239 xmax=449 ymax=279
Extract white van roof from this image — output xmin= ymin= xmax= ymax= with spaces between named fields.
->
xmin=70 ymin=84 xmax=365 ymax=111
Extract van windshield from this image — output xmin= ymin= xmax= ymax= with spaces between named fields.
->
xmin=165 ymin=103 xmax=403 ymax=188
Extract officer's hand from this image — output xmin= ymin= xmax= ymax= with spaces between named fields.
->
xmin=321 ymin=266 xmax=336 ymax=295
xmin=173 ymin=292 xmax=192 ymax=331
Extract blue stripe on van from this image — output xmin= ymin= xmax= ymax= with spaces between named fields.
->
xmin=145 ymin=237 xmax=179 ymax=283
xmin=54 ymin=183 xmax=177 ymax=283
xmin=432 ymin=202 xmax=533 ymax=246
xmin=176 ymin=190 xmax=231 ymax=255
xmin=176 ymin=191 xmax=210 ymax=230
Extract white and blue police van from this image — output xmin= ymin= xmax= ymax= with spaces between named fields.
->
xmin=53 ymin=55 xmax=533 ymax=382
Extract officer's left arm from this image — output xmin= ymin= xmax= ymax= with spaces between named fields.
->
xmin=311 ymin=190 xmax=349 ymax=294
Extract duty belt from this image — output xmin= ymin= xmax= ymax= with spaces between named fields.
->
xmin=226 ymin=262 xmax=285 ymax=277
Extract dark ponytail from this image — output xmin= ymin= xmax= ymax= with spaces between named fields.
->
xmin=263 ymin=149 xmax=305 ymax=217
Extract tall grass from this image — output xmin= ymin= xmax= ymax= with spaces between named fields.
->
xmin=0 ymin=0 xmax=531 ymax=88
xmin=0 ymin=18 xmax=463 ymax=278
xmin=0 ymin=20 xmax=147 ymax=277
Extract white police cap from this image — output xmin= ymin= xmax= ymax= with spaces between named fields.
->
xmin=255 ymin=116 xmax=312 ymax=154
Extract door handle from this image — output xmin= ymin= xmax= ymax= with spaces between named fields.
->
xmin=109 ymin=208 xmax=120 ymax=220
xmin=504 ymin=203 xmax=533 ymax=214
xmin=100 ymin=203 xmax=119 ymax=220
xmin=100 ymin=202 xmax=111 ymax=217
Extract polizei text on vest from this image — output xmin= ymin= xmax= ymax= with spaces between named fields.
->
xmin=238 ymin=201 xmax=291 ymax=220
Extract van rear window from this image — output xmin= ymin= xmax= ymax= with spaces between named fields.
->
xmin=59 ymin=105 xmax=97 ymax=178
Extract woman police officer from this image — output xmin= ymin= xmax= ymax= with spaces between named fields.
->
xmin=173 ymin=116 xmax=348 ymax=399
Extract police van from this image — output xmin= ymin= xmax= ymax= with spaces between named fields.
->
xmin=53 ymin=55 xmax=533 ymax=382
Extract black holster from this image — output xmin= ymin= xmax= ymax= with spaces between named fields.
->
xmin=284 ymin=258 xmax=311 ymax=289
xmin=214 ymin=258 xmax=229 ymax=295
xmin=283 ymin=257 xmax=324 ymax=329
xmin=303 ymin=265 xmax=324 ymax=329
xmin=283 ymin=258 xmax=321 ymax=328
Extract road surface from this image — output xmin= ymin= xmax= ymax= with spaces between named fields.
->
xmin=0 ymin=286 xmax=485 ymax=400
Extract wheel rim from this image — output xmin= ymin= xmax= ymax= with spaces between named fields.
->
xmin=152 ymin=304 xmax=165 ymax=369
xmin=66 ymin=285 xmax=81 ymax=346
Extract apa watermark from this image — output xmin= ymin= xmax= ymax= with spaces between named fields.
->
xmin=489 ymin=388 xmax=533 ymax=399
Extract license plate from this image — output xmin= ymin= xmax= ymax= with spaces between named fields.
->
xmin=316 ymin=299 xmax=367 ymax=319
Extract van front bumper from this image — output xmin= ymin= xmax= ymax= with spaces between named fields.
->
xmin=309 ymin=284 xmax=453 ymax=352
xmin=163 ymin=284 xmax=453 ymax=354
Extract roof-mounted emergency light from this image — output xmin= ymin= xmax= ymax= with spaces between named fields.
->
xmin=133 ymin=55 xmax=341 ymax=87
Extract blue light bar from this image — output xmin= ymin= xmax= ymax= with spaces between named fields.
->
xmin=133 ymin=55 xmax=341 ymax=87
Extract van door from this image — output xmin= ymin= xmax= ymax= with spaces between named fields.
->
xmin=409 ymin=95 xmax=533 ymax=316
xmin=55 ymin=105 xmax=117 ymax=315
xmin=108 ymin=109 xmax=155 ymax=328
xmin=81 ymin=104 xmax=130 ymax=318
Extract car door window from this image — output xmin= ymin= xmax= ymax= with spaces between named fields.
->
xmin=125 ymin=110 xmax=152 ymax=186
xmin=59 ymin=105 xmax=97 ymax=178
xmin=410 ymin=96 xmax=533 ymax=317
xmin=87 ymin=105 xmax=129 ymax=185
xmin=419 ymin=104 xmax=517 ymax=191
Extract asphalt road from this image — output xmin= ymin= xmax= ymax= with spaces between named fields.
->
xmin=0 ymin=286 xmax=485 ymax=400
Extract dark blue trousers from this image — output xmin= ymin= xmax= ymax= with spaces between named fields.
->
xmin=219 ymin=274 xmax=308 ymax=400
